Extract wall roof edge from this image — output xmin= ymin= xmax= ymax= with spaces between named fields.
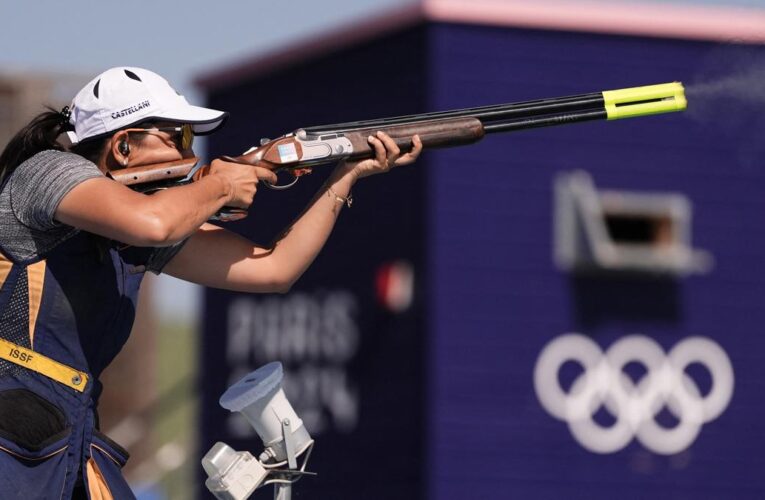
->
xmin=195 ymin=0 xmax=765 ymax=91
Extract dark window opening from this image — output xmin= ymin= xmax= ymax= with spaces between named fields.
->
xmin=604 ymin=214 xmax=673 ymax=247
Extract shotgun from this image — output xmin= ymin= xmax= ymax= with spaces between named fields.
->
xmin=108 ymin=82 xmax=686 ymax=218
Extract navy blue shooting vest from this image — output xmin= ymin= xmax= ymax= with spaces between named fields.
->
xmin=0 ymin=229 xmax=154 ymax=499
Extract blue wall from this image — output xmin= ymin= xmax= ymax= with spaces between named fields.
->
xmin=426 ymin=24 xmax=765 ymax=499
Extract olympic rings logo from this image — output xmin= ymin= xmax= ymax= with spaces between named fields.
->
xmin=533 ymin=335 xmax=734 ymax=455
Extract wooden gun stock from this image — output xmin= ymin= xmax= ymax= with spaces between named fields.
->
xmin=107 ymin=157 xmax=199 ymax=192
xmin=343 ymin=116 xmax=485 ymax=160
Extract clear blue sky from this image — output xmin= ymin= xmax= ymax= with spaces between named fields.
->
xmin=0 ymin=0 xmax=415 ymax=99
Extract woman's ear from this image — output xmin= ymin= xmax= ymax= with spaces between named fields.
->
xmin=110 ymin=130 xmax=131 ymax=167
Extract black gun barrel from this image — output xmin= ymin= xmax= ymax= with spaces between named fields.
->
xmin=482 ymin=109 xmax=608 ymax=134
xmin=303 ymin=92 xmax=605 ymax=134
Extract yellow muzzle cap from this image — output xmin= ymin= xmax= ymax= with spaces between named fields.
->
xmin=602 ymin=82 xmax=687 ymax=120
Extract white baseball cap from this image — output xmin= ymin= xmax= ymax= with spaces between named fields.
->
xmin=66 ymin=66 xmax=228 ymax=144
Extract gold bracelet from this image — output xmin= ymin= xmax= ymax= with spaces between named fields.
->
xmin=328 ymin=186 xmax=353 ymax=208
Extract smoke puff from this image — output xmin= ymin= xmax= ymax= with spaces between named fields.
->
xmin=685 ymin=47 xmax=765 ymax=168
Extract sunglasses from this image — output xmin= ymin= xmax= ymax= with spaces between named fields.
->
xmin=125 ymin=123 xmax=194 ymax=150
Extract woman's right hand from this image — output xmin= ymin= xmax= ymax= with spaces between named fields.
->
xmin=208 ymin=158 xmax=278 ymax=209
xmin=58 ymin=157 xmax=278 ymax=247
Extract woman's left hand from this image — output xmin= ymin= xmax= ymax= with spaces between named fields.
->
xmin=340 ymin=131 xmax=423 ymax=181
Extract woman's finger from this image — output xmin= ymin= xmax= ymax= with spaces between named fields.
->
xmin=395 ymin=134 xmax=423 ymax=165
xmin=368 ymin=135 xmax=387 ymax=165
xmin=375 ymin=131 xmax=401 ymax=163
xmin=253 ymin=166 xmax=279 ymax=184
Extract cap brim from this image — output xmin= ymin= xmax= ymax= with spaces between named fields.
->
xmin=67 ymin=104 xmax=230 ymax=144
xmin=157 ymin=104 xmax=229 ymax=135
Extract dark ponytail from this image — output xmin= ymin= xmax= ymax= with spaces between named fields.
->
xmin=0 ymin=107 xmax=70 ymax=185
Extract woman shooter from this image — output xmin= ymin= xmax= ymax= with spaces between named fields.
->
xmin=0 ymin=66 xmax=421 ymax=499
